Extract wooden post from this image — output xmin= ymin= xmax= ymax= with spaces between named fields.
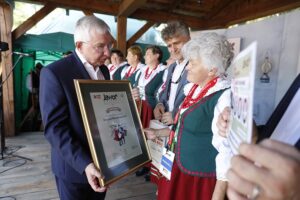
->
xmin=82 ymin=9 xmax=94 ymax=16
xmin=0 ymin=2 xmax=15 ymax=136
xmin=116 ymin=16 xmax=127 ymax=55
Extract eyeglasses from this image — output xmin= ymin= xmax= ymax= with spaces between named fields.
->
xmin=82 ymin=41 xmax=113 ymax=53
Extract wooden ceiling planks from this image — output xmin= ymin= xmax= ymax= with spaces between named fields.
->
xmin=19 ymin=0 xmax=300 ymax=30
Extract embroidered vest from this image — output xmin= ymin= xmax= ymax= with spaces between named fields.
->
xmin=129 ymin=70 xmax=164 ymax=109
xmin=175 ymin=89 xmax=225 ymax=177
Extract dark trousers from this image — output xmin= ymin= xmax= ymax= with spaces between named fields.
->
xmin=55 ymin=176 xmax=106 ymax=200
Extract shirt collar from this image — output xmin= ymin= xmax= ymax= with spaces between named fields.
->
xmin=75 ymin=48 xmax=99 ymax=72
xmin=176 ymin=59 xmax=188 ymax=67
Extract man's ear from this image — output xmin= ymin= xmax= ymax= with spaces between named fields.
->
xmin=75 ymin=41 xmax=82 ymax=50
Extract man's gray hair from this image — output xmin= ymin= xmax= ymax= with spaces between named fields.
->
xmin=161 ymin=21 xmax=190 ymax=42
xmin=74 ymin=16 xmax=111 ymax=43
xmin=181 ymin=32 xmax=234 ymax=75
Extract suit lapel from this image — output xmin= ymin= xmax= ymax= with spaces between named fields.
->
xmin=175 ymin=70 xmax=188 ymax=98
xmin=174 ymin=70 xmax=188 ymax=108
xmin=99 ymin=64 xmax=110 ymax=80
xmin=72 ymin=51 xmax=91 ymax=79
xmin=174 ymin=61 xmax=189 ymax=100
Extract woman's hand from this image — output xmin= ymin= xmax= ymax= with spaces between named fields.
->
xmin=216 ymin=106 xmax=231 ymax=137
xmin=144 ymin=128 xmax=158 ymax=140
xmin=131 ymin=87 xmax=140 ymax=101
xmin=144 ymin=128 xmax=171 ymax=140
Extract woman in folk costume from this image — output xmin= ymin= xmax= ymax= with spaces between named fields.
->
xmin=144 ymin=32 xmax=234 ymax=200
xmin=113 ymin=45 xmax=145 ymax=80
xmin=130 ymin=45 xmax=166 ymax=183
xmin=107 ymin=49 xmax=128 ymax=80
xmin=130 ymin=45 xmax=166 ymax=128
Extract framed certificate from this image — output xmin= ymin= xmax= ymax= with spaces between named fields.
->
xmin=74 ymin=80 xmax=151 ymax=187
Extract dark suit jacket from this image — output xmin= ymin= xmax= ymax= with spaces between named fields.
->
xmin=159 ymin=61 xmax=189 ymax=117
xmin=39 ymin=51 xmax=110 ymax=183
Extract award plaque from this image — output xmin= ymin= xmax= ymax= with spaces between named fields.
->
xmin=74 ymin=80 xmax=151 ymax=187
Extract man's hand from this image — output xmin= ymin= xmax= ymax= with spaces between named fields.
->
xmin=161 ymin=112 xmax=174 ymax=125
xmin=153 ymin=103 xmax=165 ymax=120
xmin=227 ymin=139 xmax=300 ymax=200
xmin=85 ymin=163 xmax=106 ymax=192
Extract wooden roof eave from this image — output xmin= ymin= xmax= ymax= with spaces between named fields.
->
xmin=203 ymin=0 xmax=300 ymax=30
xmin=130 ymin=8 xmax=207 ymax=30
xmin=22 ymin=0 xmax=119 ymax=16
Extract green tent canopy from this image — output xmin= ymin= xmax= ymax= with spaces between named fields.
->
xmin=14 ymin=32 xmax=75 ymax=52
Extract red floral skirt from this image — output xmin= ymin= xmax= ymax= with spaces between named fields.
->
xmin=140 ymin=100 xmax=153 ymax=128
xmin=157 ymin=161 xmax=216 ymax=200
xmin=140 ymin=100 xmax=153 ymax=169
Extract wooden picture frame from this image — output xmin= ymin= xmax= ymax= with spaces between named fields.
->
xmin=74 ymin=80 xmax=151 ymax=187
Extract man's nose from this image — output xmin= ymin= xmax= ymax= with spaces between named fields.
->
xmin=103 ymin=46 xmax=110 ymax=57
xmin=169 ymin=46 xmax=174 ymax=53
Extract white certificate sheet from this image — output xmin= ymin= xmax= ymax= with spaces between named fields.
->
xmin=90 ymin=91 xmax=142 ymax=168
xmin=148 ymin=120 xmax=168 ymax=169
xmin=228 ymin=42 xmax=257 ymax=154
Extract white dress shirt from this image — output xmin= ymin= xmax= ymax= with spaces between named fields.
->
xmin=168 ymin=59 xmax=188 ymax=111
xmin=75 ymin=49 xmax=104 ymax=80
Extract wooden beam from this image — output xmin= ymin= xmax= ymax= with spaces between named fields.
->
xmin=116 ymin=16 xmax=127 ymax=55
xmin=82 ymin=9 xmax=94 ymax=16
xmin=24 ymin=0 xmax=119 ymax=16
xmin=169 ymin=0 xmax=182 ymax=11
xmin=131 ymin=8 xmax=207 ymax=29
xmin=118 ymin=0 xmax=146 ymax=17
xmin=127 ymin=21 xmax=155 ymax=47
xmin=12 ymin=4 xmax=56 ymax=40
xmin=20 ymin=0 xmax=300 ymax=31
xmin=207 ymin=0 xmax=300 ymax=29
xmin=178 ymin=1 xmax=211 ymax=12
xmin=0 ymin=2 xmax=15 ymax=136
xmin=24 ymin=0 xmax=204 ymax=28
xmin=206 ymin=0 xmax=234 ymax=19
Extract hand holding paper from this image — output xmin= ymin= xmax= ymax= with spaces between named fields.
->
xmin=216 ymin=106 xmax=231 ymax=137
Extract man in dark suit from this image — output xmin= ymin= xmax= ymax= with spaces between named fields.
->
xmin=153 ymin=21 xmax=190 ymax=125
xmin=39 ymin=16 xmax=113 ymax=200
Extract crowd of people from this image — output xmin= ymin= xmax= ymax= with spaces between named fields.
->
xmin=39 ymin=15 xmax=300 ymax=200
